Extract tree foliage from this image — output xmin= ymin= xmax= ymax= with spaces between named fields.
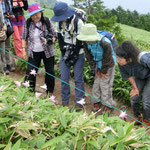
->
xmin=72 ymin=0 xmax=125 ymax=43
xmin=110 ymin=6 xmax=150 ymax=32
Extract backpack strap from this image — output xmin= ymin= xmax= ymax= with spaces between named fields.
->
xmin=43 ymin=17 xmax=52 ymax=34
xmin=26 ymin=18 xmax=32 ymax=40
xmin=73 ymin=15 xmax=79 ymax=34
xmin=100 ymin=36 xmax=105 ymax=48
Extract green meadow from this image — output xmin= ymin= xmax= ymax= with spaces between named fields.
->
xmin=120 ymin=24 xmax=150 ymax=51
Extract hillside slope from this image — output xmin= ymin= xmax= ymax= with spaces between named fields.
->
xmin=120 ymin=24 xmax=150 ymax=50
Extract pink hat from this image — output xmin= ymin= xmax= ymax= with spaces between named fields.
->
xmin=26 ymin=3 xmax=45 ymax=17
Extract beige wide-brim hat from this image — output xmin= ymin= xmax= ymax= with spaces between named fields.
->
xmin=77 ymin=23 xmax=101 ymax=42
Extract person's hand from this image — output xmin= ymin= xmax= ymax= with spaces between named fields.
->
xmin=100 ymin=73 xmax=109 ymax=80
xmin=96 ymin=70 xmax=100 ymax=78
xmin=52 ymin=37 xmax=57 ymax=43
xmin=2 ymin=25 xmax=7 ymax=31
xmin=130 ymin=88 xmax=139 ymax=98
xmin=22 ymin=48 xmax=27 ymax=61
xmin=4 ymin=13 xmax=13 ymax=19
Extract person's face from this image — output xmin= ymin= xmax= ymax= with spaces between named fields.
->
xmin=116 ymin=56 xmax=132 ymax=66
xmin=31 ymin=12 xmax=42 ymax=23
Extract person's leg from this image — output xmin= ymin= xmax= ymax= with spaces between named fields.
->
xmin=142 ymin=76 xmax=150 ymax=121
xmin=0 ymin=42 xmax=7 ymax=74
xmin=42 ymin=53 xmax=55 ymax=95
xmin=60 ymin=55 xmax=71 ymax=105
xmin=25 ymin=52 xmax=42 ymax=92
xmin=73 ymin=54 xmax=85 ymax=103
xmin=100 ymin=67 xmax=115 ymax=107
xmin=12 ymin=25 xmax=23 ymax=58
xmin=5 ymin=37 xmax=15 ymax=71
xmin=91 ymin=77 xmax=102 ymax=111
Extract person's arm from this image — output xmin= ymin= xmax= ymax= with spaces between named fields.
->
xmin=21 ymin=22 xmax=27 ymax=60
xmin=128 ymin=76 xmax=139 ymax=98
xmin=22 ymin=39 xmax=27 ymax=60
xmin=49 ymin=20 xmax=57 ymax=43
xmin=83 ymin=43 xmax=96 ymax=75
xmin=99 ymin=40 xmax=114 ymax=79
xmin=22 ymin=0 xmax=28 ymax=10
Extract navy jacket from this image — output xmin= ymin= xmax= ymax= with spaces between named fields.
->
xmin=119 ymin=52 xmax=150 ymax=79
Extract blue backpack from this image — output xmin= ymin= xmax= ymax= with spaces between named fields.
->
xmin=97 ymin=30 xmax=118 ymax=50
xmin=97 ymin=30 xmax=117 ymax=64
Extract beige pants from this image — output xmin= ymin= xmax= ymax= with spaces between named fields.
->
xmin=91 ymin=66 xmax=115 ymax=107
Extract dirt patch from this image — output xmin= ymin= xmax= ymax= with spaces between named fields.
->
xmin=8 ymin=70 xmax=132 ymax=118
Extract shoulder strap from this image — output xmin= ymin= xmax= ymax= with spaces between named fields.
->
xmin=43 ymin=17 xmax=52 ymax=33
xmin=73 ymin=16 xmax=79 ymax=33
xmin=26 ymin=18 xmax=32 ymax=39
xmin=100 ymin=36 xmax=105 ymax=48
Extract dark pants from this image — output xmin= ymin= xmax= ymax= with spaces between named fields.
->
xmin=25 ymin=51 xmax=55 ymax=93
xmin=131 ymin=76 xmax=150 ymax=121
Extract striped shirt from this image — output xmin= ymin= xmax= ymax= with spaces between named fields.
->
xmin=21 ymin=19 xmax=57 ymax=58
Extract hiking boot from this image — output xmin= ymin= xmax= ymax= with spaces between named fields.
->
xmin=69 ymin=104 xmax=83 ymax=112
xmin=133 ymin=115 xmax=142 ymax=125
xmin=74 ymin=104 xmax=83 ymax=112
xmin=102 ymin=106 xmax=114 ymax=116
xmin=62 ymin=102 xmax=69 ymax=107
xmin=1 ymin=67 xmax=9 ymax=75
xmin=142 ymin=120 xmax=150 ymax=129
xmin=93 ymin=102 xmax=102 ymax=112
xmin=7 ymin=64 xmax=15 ymax=72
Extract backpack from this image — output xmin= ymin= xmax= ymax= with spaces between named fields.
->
xmin=26 ymin=16 xmax=53 ymax=40
xmin=97 ymin=30 xmax=118 ymax=51
xmin=97 ymin=30 xmax=117 ymax=64
xmin=58 ymin=8 xmax=87 ymax=34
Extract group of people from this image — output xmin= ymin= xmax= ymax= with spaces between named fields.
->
xmin=0 ymin=0 xmax=28 ymax=75
xmin=0 ymin=1 xmax=150 ymax=127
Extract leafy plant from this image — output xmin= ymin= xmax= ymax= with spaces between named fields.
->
xmin=0 ymin=75 xmax=150 ymax=149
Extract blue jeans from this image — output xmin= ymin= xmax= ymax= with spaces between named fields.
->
xmin=131 ymin=76 xmax=150 ymax=121
xmin=60 ymin=54 xmax=85 ymax=104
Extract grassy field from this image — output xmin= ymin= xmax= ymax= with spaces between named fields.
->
xmin=120 ymin=24 xmax=150 ymax=51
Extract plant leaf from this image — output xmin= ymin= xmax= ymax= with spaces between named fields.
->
xmin=11 ymin=139 xmax=21 ymax=150
xmin=0 ymin=118 xmax=11 ymax=124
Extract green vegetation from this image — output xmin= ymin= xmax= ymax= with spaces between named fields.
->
xmin=120 ymin=24 xmax=150 ymax=51
xmin=28 ymin=0 xmax=57 ymax=8
xmin=110 ymin=6 xmax=150 ymax=32
xmin=0 ymin=75 xmax=150 ymax=149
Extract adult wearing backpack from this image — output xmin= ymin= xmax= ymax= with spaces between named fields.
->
xmin=11 ymin=0 xmax=28 ymax=59
xmin=21 ymin=4 xmax=57 ymax=98
xmin=77 ymin=23 xmax=116 ymax=113
xmin=51 ymin=2 xmax=85 ymax=110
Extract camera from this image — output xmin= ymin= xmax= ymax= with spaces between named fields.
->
xmin=41 ymin=34 xmax=53 ymax=45
xmin=63 ymin=44 xmax=78 ymax=66
xmin=45 ymin=34 xmax=53 ymax=45
xmin=63 ymin=45 xmax=74 ymax=60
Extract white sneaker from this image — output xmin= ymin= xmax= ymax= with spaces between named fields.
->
xmin=40 ymin=84 xmax=47 ymax=90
